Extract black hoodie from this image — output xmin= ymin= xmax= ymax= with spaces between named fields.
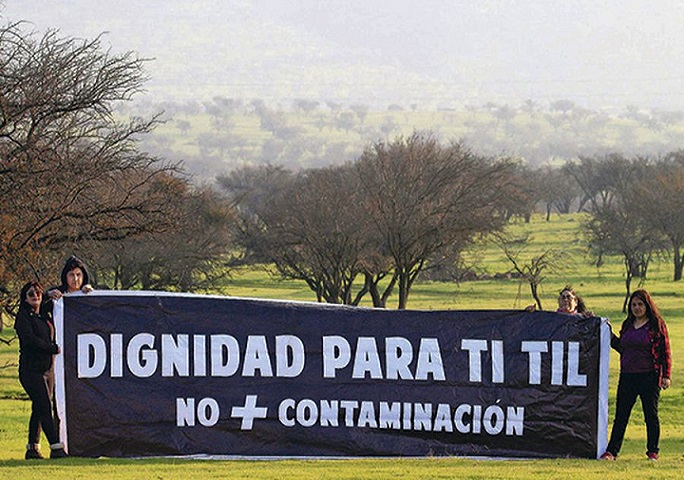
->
xmin=57 ymin=255 xmax=90 ymax=293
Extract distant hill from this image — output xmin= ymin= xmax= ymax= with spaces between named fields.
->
xmin=4 ymin=0 xmax=684 ymax=110
xmin=2 ymin=1 xmax=456 ymax=107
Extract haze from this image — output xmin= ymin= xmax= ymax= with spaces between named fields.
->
xmin=2 ymin=0 xmax=683 ymax=109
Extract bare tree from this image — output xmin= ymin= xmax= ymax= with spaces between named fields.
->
xmin=584 ymin=207 xmax=660 ymax=312
xmin=579 ymin=158 xmax=663 ymax=311
xmin=630 ymin=157 xmax=684 ymax=281
xmin=563 ymin=154 xmax=645 ymax=212
xmin=355 ymin=133 xmax=516 ymax=309
xmin=254 ymin=166 xmax=371 ymax=305
xmin=217 ymin=164 xmax=293 ymax=265
xmin=90 ymin=185 xmax=236 ymax=292
xmin=0 ymin=21 xmax=182 ymax=309
xmin=536 ymin=166 xmax=580 ymax=220
xmin=496 ymin=233 xmax=568 ymax=310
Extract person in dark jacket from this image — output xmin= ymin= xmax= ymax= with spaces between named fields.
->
xmin=46 ymin=255 xmax=94 ymax=300
xmin=43 ymin=255 xmax=94 ymax=437
xmin=15 ymin=281 xmax=67 ymax=459
xmin=600 ymin=289 xmax=672 ymax=461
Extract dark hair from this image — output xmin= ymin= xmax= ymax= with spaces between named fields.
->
xmin=621 ymin=289 xmax=665 ymax=336
xmin=559 ymin=285 xmax=589 ymax=314
xmin=18 ymin=281 xmax=43 ymax=312
xmin=60 ymin=255 xmax=89 ymax=288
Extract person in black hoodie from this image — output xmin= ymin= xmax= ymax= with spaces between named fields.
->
xmin=46 ymin=255 xmax=94 ymax=300
xmin=14 ymin=281 xmax=67 ymax=459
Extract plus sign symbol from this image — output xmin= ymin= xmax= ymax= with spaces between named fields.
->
xmin=231 ymin=395 xmax=268 ymax=430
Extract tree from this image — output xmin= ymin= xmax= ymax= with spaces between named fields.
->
xmin=0 ymin=21 xmax=183 ymax=311
xmin=495 ymin=162 xmax=539 ymax=222
xmin=90 ymin=185 xmax=236 ymax=292
xmin=578 ymin=158 xmax=661 ymax=311
xmin=631 ymin=158 xmax=684 ymax=281
xmin=217 ymin=164 xmax=293 ymax=265
xmin=584 ymin=208 xmax=660 ymax=312
xmin=537 ymin=166 xmax=580 ymax=220
xmin=495 ymin=233 xmax=568 ymax=310
xmin=563 ymin=154 xmax=643 ymax=212
xmin=266 ymin=166 xmax=371 ymax=304
xmin=220 ymin=164 xmax=373 ymax=305
xmin=355 ymin=133 xmax=515 ymax=309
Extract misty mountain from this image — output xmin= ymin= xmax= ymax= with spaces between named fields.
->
xmin=4 ymin=0 xmax=684 ymax=110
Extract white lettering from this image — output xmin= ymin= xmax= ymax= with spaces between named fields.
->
xmin=78 ymin=333 xmax=106 ymax=378
xmin=352 ymin=337 xmax=383 ymax=379
xmin=521 ymin=341 xmax=548 ymax=385
xmin=211 ymin=335 xmax=240 ymax=377
xmin=416 ymin=338 xmax=445 ymax=381
xmin=128 ymin=333 xmax=157 ymax=377
xmin=567 ymin=342 xmax=587 ymax=386
xmin=385 ymin=337 xmax=413 ymax=380
xmin=276 ymin=399 xmax=525 ymax=436
xmin=275 ymin=335 xmax=305 ymax=377
xmin=162 ymin=334 xmax=189 ymax=377
xmin=242 ymin=335 xmax=273 ymax=377
xmin=323 ymin=336 xmax=351 ymax=378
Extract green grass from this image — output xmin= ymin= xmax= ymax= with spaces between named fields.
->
xmin=1 ymin=213 xmax=682 ymax=479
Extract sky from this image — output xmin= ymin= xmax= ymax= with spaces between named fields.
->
xmin=2 ymin=0 xmax=684 ymax=110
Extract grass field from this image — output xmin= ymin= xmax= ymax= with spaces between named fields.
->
xmin=1 ymin=213 xmax=682 ymax=479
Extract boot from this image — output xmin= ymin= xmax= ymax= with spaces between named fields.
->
xmin=49 ymin=442 xmax=68 ymax=459
xmin=25 ymin=443 xmax=44 ymax=460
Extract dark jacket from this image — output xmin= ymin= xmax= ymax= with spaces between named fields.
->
xmin=610 ymin=323 xmax=672 ymax=384
xmin=14 ymin=307 xmax=59 ymax=373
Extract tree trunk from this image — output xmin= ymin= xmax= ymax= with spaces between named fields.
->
xmin=674 ymin=244 xmax=682 ymax=281
xmin=530 ymin=282 xmax=543 ymax=310
xmin=397 ymin=272 xmax=409 ymax=310
xmin=623 ymin=260 xmax=633 ymax=313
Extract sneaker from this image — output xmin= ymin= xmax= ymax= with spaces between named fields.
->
xmin=599 ymin=451 xmax=616 ymax=460
xmin=25 ymin=446 xmax=44 ymax=460
xmin=647 ymin=452 xmax=659 ymax=461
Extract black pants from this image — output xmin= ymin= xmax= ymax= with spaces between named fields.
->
xmin=606 ymin=371 xmax=660 ymax=456
xmin=19 ymin=369 xmax=59 ymax=446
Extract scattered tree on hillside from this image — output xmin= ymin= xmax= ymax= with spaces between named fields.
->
xmin=220 ymin=164 xmax=375 ymax=305
xmin=496 ymin=162 xmax=539 ymax=222
xmin=217 ymin=164 xmax=294 ymax=265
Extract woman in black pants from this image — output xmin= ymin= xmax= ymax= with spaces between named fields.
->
xmin=14 ymin=281 xmax=67 ymax=459
xmin=600 ymin=289 xmax=672 ymax=461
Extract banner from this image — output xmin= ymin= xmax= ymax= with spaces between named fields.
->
xmin=54 ymin=291 xmax=610 ymax=459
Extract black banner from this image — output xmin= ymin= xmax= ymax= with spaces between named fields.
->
xmin=54 ymin=292 xmax=610 ymax=458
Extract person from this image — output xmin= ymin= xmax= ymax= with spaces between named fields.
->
xmin=525 ymin=285 xmax=593 ymax=316
xmin=556 ymin=285 xmax=592 ymax=316
xmin=43 ymin=255 xmax=94 ymax=436
xmin=14 ymin=281 xmax=68 ymax=459
xmin=46 ymin=255 xmax=94 ymax=300
xmin=600 ymin=289 xmax=672 ymax=461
